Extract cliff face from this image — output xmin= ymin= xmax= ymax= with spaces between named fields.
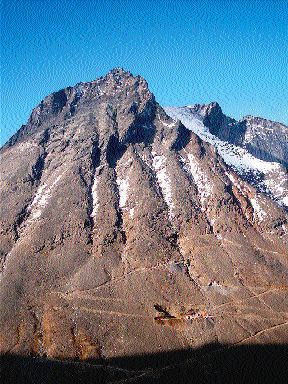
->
xmin=0 ymin=69 xmax=287 ymax=363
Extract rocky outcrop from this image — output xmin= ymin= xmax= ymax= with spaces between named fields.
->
xmin=0 ymin=69 xmax=287 ymax=372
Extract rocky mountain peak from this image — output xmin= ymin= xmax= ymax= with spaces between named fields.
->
xmin=187 ymin=102 xmax=226 ymax=131
xmin=241 ymin=114 xmax=255 ymax=121
xmin=187 ymin=101 xmax=222 ymax=118
xmin=108 ymin=67 xmax=132 ymax=76
xmin=185 ymin=101 xmax=242 ymax=142
xmin=175 ymin=102 xmax=288 ymax=168
xmin=240 ymin=114 xmax=287 ymax=130
xmin=239 ymin=115 xmax=288 ymax=167
xmin=3 ymin=69 xmax=156 ymax=150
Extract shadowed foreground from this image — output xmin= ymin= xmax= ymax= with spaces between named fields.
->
xmin=1 ymin=343 xmax=288 ymax=383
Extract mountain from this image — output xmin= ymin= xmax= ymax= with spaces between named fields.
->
xmin=1 ymin=68 xmax=287 ymax=382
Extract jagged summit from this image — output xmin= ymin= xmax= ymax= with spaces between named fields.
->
xmin=241 ymin=114 xmax=258 ymax=121
xmin=186 ymin=101 xmax=222 ymax=114
xmin=0 ymin=69 xmax=287 ymax=372
xmin=107 ymin=66 xmax=133 ymax=76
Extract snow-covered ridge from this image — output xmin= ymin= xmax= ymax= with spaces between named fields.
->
xmin=164 ymin=107 xmax=288 ymax=207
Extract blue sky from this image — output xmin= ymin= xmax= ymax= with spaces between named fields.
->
xmin=1 ymin=0 xmax=287 ymax=144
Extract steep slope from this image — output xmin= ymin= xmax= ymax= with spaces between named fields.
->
xmin=0 ymin=69 xmax=287 ymax=369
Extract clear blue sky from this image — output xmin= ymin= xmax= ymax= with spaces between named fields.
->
xmin=1 ymin=0 xmax=287 ymax=145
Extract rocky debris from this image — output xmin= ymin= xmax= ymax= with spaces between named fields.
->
xmin=0 ymin=68 xmax=287 ymax=374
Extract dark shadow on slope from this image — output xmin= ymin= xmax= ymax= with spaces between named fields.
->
xmin=106 ymin=135 xmax=126 ymax=168
xmin=1 ymin=343 xmax=288 ymax=384
xmin=121 ymin=105 xmax=157 ymax=147
xmin=170 ymin=122 xmax=191 ymax=152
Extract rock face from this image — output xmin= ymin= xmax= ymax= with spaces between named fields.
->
xmin=0 ymin=69 xmax=287 ymax=374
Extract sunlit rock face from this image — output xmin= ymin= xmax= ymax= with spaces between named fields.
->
xmin=0 ymin=68 xmax=287 ymax=365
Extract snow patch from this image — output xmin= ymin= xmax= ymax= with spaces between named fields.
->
xmin=283 ymin=196 xmax=288 ymax=206
xmin=91 ymin=174 xmax=99 ymax=218
xmin=29 ymin=173 xmax=63 ymax=220
xmin=180 ymin=152 xmax=212 ymax=208
xmin=187 ymin=153 xmax=212 ymax=207
xmin=152 ymin=153 xmax=175 ymax=219
xmin=250 ymin=196 xmax=267 ymax=222
xmin=162 ymin=121 xmax=176 ymax=128
xmin=116 ymin=177 xmax=129 ymax=208
xmin=226 ymin=173 xmax=236 ymax=184
xmin=129 ymin=207 xmax=135 ymax=218
xmin=264 ymin=173 xmax=288 ymax=205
